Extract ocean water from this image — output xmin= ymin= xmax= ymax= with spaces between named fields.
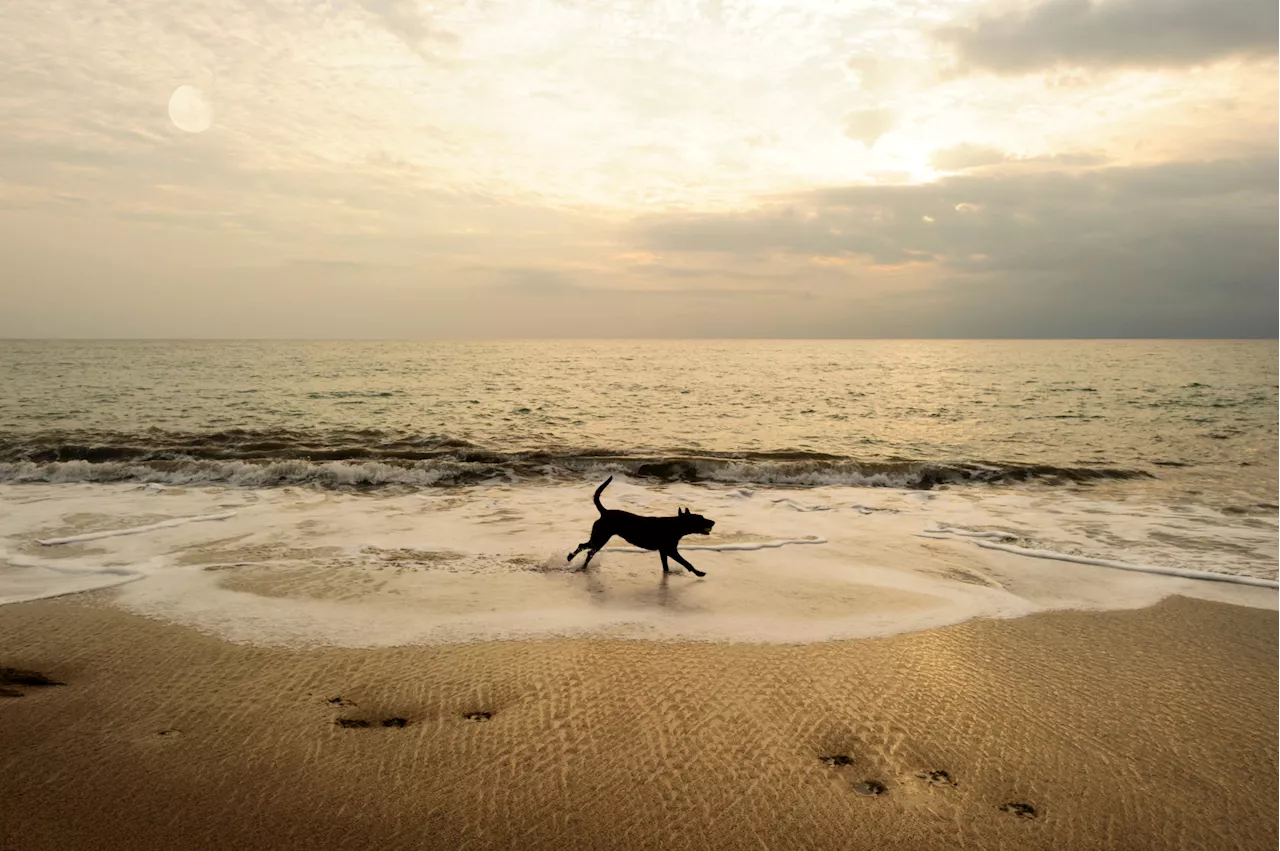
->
xmin=2 ymin=339 xmax=1276 ymax=497
xmin=1 ymin=339 xmax=1275 ymax=644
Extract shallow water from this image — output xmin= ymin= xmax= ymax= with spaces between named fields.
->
xmin=0 ymin=475 xmax=1274 ymax=645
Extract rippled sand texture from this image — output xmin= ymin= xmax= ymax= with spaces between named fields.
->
xmin=2 ymin=596 xmax=1276 ymax=851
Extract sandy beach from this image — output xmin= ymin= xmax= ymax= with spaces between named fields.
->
xmin=2 ymin=593 xmax=1274 ymax=851
xmin=5 ymin=0 xmax=1278 ymax=840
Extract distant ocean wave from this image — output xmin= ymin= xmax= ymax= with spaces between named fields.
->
xmin=0 ymin=428 xmax=1152 ymax=490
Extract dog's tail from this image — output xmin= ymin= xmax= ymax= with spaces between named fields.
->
xmin=593 ymin=476 xmax=613 ymax=514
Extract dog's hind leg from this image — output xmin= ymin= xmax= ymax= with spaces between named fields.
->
xmin=570 ymin=527 xmax=614 ymax=568
xmin=570 ymin=521 xmax=614 ymax=568
xmin=665 ymin=548 xmax=706 ymax=578
xmin=581 ymin=536 xmax=613 ymax=569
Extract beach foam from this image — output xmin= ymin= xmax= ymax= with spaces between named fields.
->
xmin=0 ymin=556 xmax=144 ymax=605
xmin=37 ymin=511 xmax=237 ymax=545
xmin=606 ymin=537 xmax=828 ymax=553
xmin=0 ymin=479 xmax=1274 ymax=645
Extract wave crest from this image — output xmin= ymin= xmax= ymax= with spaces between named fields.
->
xmin=0 ymin=454 xmax=1151 ymax=491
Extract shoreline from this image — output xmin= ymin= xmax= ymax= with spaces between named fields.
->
xmin=4 ymin=481 xmax=1275 ymax=648
xmin=2 ymin=594 xmax=1276 ymax=851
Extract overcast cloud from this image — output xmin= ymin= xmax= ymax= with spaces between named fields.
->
xmin=941 ymin=0 xmax=1279 ymax=73
xmin=634 ymin=158 xmax=1277 ymax=337
xmin=0 ymin=0 xmax=1275 ymax=338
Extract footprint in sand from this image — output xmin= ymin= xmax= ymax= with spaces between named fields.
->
xmin=819 ymin=754 xmax=855 ymax=767
xmin=853 ymin=780 xmax=887 ymax=796
xmin=463 ymin=711 xmax=493 ymax=722
xmin=1000 ymin=802 xmax=1038 ymax=819
xmin=919 ymin=769 xmax=958 ymax=787
xmin=336 ymin=718 xmax=371 ymax=728
xmin=0 ymin=667 xmax=65 ymax=698
xmin=334 ymin=717 xmax=412 ymax=729
xmin=327 ymin=694 xmax=411 ymax=729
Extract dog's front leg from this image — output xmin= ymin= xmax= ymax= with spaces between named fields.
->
xmin=666 ymin=548 xmax=705 ymax=578
xmin=659 ymin=552 xmax=671 ymax=574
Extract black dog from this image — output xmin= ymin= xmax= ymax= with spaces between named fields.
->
xmin=567 ymin=476 xmax=715 ymax=576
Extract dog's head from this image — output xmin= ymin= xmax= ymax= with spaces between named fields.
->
xmin=677 ymin=507 xmax=715 ymax=535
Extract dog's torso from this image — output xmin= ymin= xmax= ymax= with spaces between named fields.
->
xmin=598 ymin=509 xmax=694 ymax=552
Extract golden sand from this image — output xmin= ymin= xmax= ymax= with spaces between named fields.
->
xmin=1 ymin=596 xmax=1275 ymax=851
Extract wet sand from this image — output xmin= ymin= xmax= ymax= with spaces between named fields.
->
xmin=1 ymin=595 xmax=1275 ymax=851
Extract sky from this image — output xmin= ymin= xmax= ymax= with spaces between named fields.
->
xmin=2 ymin=0 xmax=1276 ymax=338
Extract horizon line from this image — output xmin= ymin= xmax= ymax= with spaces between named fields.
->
xmin=0 ymin=336 xmax=1276 ymax=343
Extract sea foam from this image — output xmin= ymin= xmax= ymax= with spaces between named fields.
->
xmin=0 ymin=479 xmax=1274 ymax=645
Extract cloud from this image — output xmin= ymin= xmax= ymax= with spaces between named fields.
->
xmin=1 ymin=0 xmax=1275 ymax=338
xmin=843 ymin=108 xmax=895 ymax=148
xmin=356 ymin=0 xmax=456 ymax=57
xmin=464 ymin=263 xmax=809 ymax=301
xmin=623 ymin=262 xmax=797 ymax=283
xmin=930 ymin=145 xmax=1111 ymax=172
xmin=631 ymin=158 xmax=1279 ymax=336
xmin=930 ymin=144 xmax=1007 ymax=171
xmin=940 ymin=0 xmax=1279 ymax=73
xmin=479 ymin=266 xmax=585 ymax=293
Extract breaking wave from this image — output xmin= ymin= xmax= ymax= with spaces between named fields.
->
xmin=0 ymin=427 xmax=1154 ymax=490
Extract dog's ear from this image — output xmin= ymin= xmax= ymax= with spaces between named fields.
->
xmin=678 ymin=507 xmax=687 ymax=515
